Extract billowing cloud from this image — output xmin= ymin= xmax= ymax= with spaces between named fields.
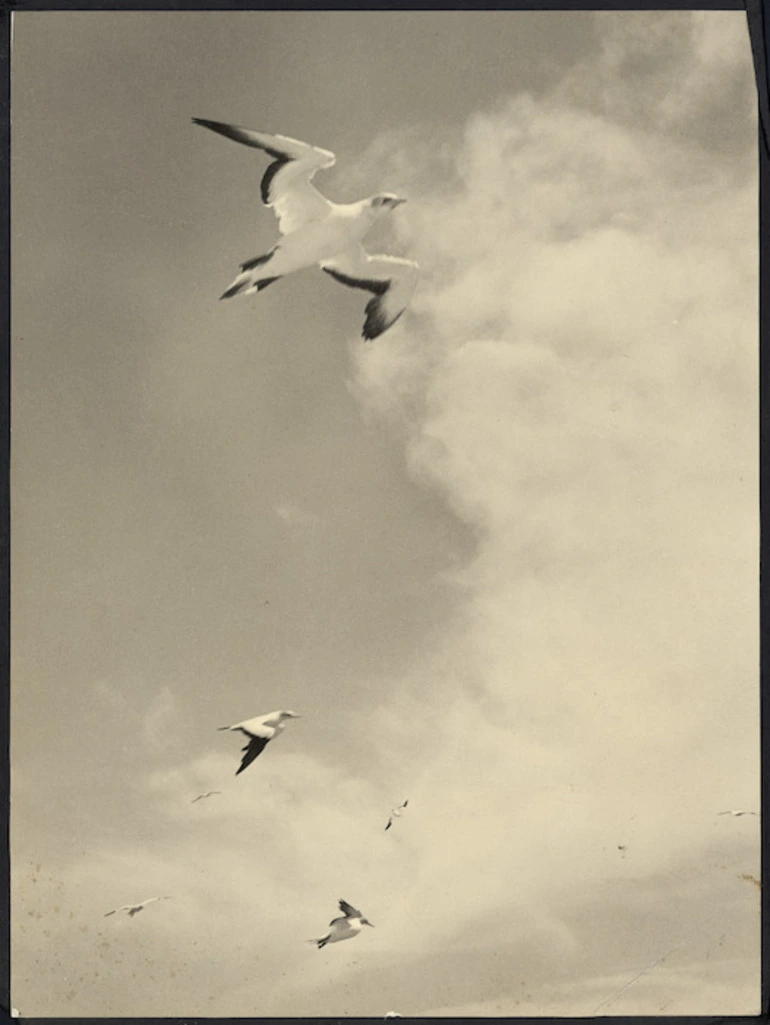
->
xmin=344 ymin=8 xmax=758 ymax=1011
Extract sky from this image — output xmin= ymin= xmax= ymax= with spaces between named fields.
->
xmin=10 ymin=9 xmax=760 ymax=1018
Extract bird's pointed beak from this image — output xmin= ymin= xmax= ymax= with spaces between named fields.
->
xmin=363 ymin=919 xmax=374 ymax=927
xmin=392 ymin=198 xmax=407 ymax=208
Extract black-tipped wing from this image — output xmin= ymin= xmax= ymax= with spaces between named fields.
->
xmin=338 ymin=899 xmax=362 ymax=918
xmin=192 ymin=119 xmax=335 ymax=235
xmin=235 ymin=735 xmax=270 ymax=775
xmin=321 ymin=246 xmax=419 ymax=341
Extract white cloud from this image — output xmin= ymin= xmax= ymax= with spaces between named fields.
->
xmin=344 ymin=14 xmax=758 ymax=1010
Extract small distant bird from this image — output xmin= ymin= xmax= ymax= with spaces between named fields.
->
xmin=191 ymin=790 xmax=222 ymax=803
xmin=718 ymin=810 xmax=758 ymax=817
xmin=385 ymin=799 xmax=408 ymax=831
xmin=384 ymin=1014 xmax=403 ymax=1020
xmin=192 ymin=120 xmax=419 ymax=341
xmin=312 ymin=899 xmax=374 ymax=948
xmin=218 ymin=710 xmax=300 ymax=775
xmin=104 ymin=896 xmax=172 ymax=918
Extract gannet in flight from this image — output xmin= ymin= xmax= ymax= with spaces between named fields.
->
xmin=191 ymin=790 xmax=222 ymax=803
xmin=718 ymin=810 xmax=758 ymax=817
xmin=312 ymin=899 xmax=374 ymax=948
xmin=385 ymin=799 xmax=409 ymax=831
xmin=192 ymin=119 xmax=419 ymax=340
xmin=104 ymin=896 xmax=172 ymax=918
xmin=218 ymin=710 xmax=300 ymax=775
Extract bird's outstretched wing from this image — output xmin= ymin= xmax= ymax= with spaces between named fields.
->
xmin=105 ymin=903 xmax=134 ymax=916
xmin=338 ymin=899 xmax=362 ymax=918
xmin=192 ymin=119 xmax=335 ymax=235
xmin=236 ymin=735 xmax=270 ymax=775
xmin=321 ymin=247 xmax=419 ymax=341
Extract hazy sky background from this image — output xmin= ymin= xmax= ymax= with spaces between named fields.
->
xmin=11 ymin=9 xmax=759 ymax=1017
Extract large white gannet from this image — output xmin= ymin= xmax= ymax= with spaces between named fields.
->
xmin=192 ymin=119 xmax=419 ymax=341
xmin=312 ymin=899 xmax=374 ymax=948
xmin=218 ymin=710 xmax=300 ymax=775
xmin=104 ymin=896 xmax=172 ymax=918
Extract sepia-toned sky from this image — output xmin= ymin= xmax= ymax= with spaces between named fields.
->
xmin=11 ymin=9 xmax=759 ymax=1017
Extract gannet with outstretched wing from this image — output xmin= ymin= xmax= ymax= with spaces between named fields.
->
xmin=104 ymin=896 xmax=172 ymax=918
xmin=311 ymin=899 xmax=374 ymax=948
xmin=218 ymin=710 xmax=300 ymax=775
xmin=385 ymin=799 xmax=409 ymax=831
xmin=192 ymin=119 xmax=419 ymax=340
xmin=191 ymin=790 xmax=222 ymax=803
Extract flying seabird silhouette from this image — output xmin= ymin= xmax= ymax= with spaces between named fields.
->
xmin=192 ymin=119 xmax=419 ymax=340
xmin=104 ymin=896 xmax=172 ymax=918
xmin=385 ymin=799 xmax=409 ymax=831
xmin=191 ymin=790 xmax=222 ymax=803
xmin=218 ymin=710 xmax=300 ymax=775
xmin=718 ymin=810 xmax=758 ymax=817
xmin=311 ymin=899 xmax=374 ymax=948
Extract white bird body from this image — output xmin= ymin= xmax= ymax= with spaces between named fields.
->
xmin=218 ymin=710 xmax=300 ymax=775
xmin=718 ymin=810 xmax=757 ymax=817
xmin=274 ymin=202 xmax=381 ymax=264
xmin=313 ymin=899 xmax=374 ymax=948
xmin=331 ymin=917 xmax=364 ymax=941
xmin=192 ymin=790 xmax=221 ymax=803
xmin=192 ymin=119 xmax=419 ymax=340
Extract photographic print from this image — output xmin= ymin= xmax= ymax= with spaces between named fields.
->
xmin=10 ymin=8 xmax=760 ymax=1018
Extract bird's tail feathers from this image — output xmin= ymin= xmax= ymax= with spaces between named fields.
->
xmin=252 ymin=275 xmax=283 ymax=293
xmin=220 ymin=272 xmax=254 ymax=300
xmin=219 ymin=247 xmax=282 ymax=300
xmin=220 ymin=271 xmax=283 ymax=300
xmin=240 ymin=248 xmax=277 ymax=273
